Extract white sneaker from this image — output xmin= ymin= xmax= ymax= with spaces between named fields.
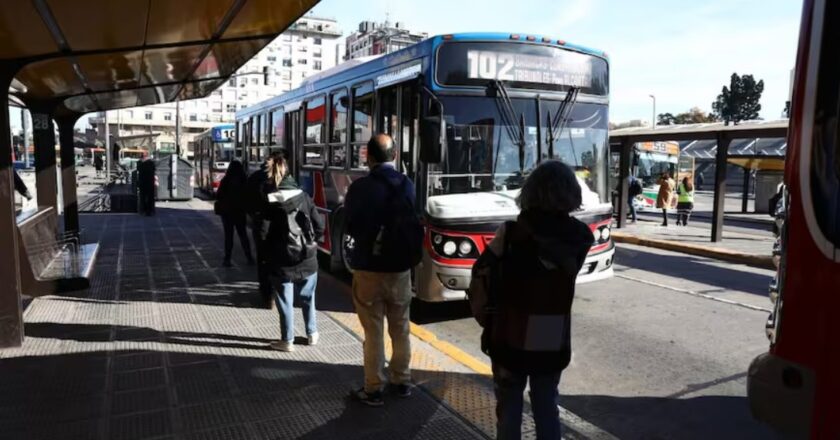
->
xmin=269 ymin=340 xmax=295 ymax=352
xmin=308 ymin=332 xmax=320 ymax=346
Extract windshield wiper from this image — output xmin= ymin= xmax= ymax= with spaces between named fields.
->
xmin=545 ymin=87 xmax=580 ymax=159
xmin=490 ymin=80 xmax=527 ymax=175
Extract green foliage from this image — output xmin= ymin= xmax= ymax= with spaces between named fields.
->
xmin=657 ymin=107 xmax=719 ymax=125
xmin=712 ymin=73 xmax=765 ymax=125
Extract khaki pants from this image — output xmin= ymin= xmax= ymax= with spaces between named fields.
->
xmin=352 ymin=270 xmax=412 ymax=393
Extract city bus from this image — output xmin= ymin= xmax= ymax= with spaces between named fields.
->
xmin=747 ymin=0 xmax=840 ymax=437
xmin=631 ymin=141 xmax=693 ymax=211
xmin=236 ymin=33 xmax=614 ymax=302
xmin=118 ymin=148 xmax=148 ymax=171
xmin=194 ymin=124 xmax=235 ymax=194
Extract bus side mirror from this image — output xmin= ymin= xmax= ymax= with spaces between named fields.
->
xmin=420 ymin=116 xmax=447 ymax=164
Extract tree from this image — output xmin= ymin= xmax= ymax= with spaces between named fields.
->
xmin=657 ymin=113 xmax=678 ymax=125
xmin=712 ymin=73 xmax=765 ymax=125
xmin=657 ymin=107 xmax=719 ymax=125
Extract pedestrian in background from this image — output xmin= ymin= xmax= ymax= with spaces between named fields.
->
xmin=215 ymin=160 xmax=254 ymax=267
xmin=136 ymin=157 xmax=156 ymax=216
xmin=345 ymin=134 xmax=424 ymax=407
xmin=468 ymin=160 xmax=594 ymax=440
xmin=246 ymin=153 xmax=278 ymax=306
xmin=676 ymin=176 xmax=695 ymax=226
xmin=94 ymin=154 xmax=104 ymax=178
xmin=656 ymin=172 xmax=675 ymax=226
xmin=627 ymin=174 xmax=643 ymax=223
xmin=264 ymin=155 xmax=324 ymax=352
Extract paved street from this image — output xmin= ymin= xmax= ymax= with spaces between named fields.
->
xmin=319 ymin=241 xmax=779 ymax=439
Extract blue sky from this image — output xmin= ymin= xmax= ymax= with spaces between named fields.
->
xmin=312 ymin=0 xmax=802 ymax=122
xmin=10 ymin=0 xmax=802 ymax=132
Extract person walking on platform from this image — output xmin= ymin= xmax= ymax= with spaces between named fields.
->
xmin=656 ymin=172 xmax=676 ymax=227
xmin=345 ymin=134 xmax=424 ymax=407
xmin=467 ymin=160 xmax=594 ymax=440
xmin=626 ymin=174 xmax=642 ymax=223
xmin=215 ymin=160 xmax=254 ymax=267
xmin=676 ymin=176 xmax=695 ymax=226
xmin=264 ymin=155 xmax=324 ymax=352
xmin=246 ymin=153 xmax=278 ymax=306
xmin=136 ymin=157 xmax=156 ymax=216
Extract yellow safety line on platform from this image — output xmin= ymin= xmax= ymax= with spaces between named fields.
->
xmin=408 ymin=322 xmax=493 ymax=376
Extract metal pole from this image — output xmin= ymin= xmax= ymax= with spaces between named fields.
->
xmin=175 ymin=98 xmax=181 ymax=157
xmin=649 ymin=94 xmax=656 ymax=130
xmin=21 ymin=109 xmax=30 ymax=168
xmin=104 ymin=111 xmax=110 ymax=179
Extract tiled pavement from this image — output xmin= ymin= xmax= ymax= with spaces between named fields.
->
xmin=0 ymin=203 xmax=496 ymax=440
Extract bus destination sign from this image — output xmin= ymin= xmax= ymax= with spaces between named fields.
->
xmin=436 ymin=42 xmax=608 ymax=95
xmin=212 ymin=127 xmax=234 ymax=142
xmin=466 ymin=50 xmax=594 ymax=88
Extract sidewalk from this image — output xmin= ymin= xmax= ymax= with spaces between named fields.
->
xmin=0 ymin=203 xmax=498 ymax=440
xmin=612 ymin=219 xmax=775 ymax=269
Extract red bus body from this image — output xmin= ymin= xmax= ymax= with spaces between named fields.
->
xmin=747 ymin=0 xmax=840 ymax=437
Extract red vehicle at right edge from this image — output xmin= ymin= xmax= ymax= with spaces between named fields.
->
xmin=747 ymin=0 xmax=840 ymax=437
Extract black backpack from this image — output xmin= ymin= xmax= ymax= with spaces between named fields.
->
xmin=468 ymin=221 xmax=575 ymax=365
xmin=371 ymin=173 xmax=424 ymax=270
xmin=629 ymin=178 xmax=643 ymax=197
xmin=279 ymin=203 xmax=317 ymax=265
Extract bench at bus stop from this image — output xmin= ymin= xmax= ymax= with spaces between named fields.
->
xmin=15 ymin=207 xmax=99 ymax=297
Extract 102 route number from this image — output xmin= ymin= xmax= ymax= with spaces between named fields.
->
xmin=467 ymin=50 xmax=515 ymax=81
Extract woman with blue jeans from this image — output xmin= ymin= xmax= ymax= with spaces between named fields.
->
xmin=469 ymin=161 xmax=594 ymax=439
xmin=262 ymin=155 xmax=325 ymax=352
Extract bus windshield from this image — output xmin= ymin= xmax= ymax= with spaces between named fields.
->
xmin=429 ymin=97 xmax=608 ymax=205
xmin=214 ymin=142 xmax=235 ymax=163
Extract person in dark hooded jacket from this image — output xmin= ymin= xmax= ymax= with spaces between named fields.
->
xmin=468 ymin=160 xmax=594 ymax=440
xmin=215 ymin=160 xmax=254 ymax=267
xmin=263 ymin=155 xmax=325 ymax=352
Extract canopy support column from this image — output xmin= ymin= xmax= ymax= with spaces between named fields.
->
xmin=32 ymin=112 xmax=58 ymax=213
xmin=616 ymin=138 xmax=632 ymax=229
xmin=741 ymin=168 xmax=750 ymax=213
xmin=711 ymin=134 xmax=731 ymax=242
xmin=57 ymin=116 xmax=81 ymax=234
xmin=0 ymin=75 xmax=25 ymax=348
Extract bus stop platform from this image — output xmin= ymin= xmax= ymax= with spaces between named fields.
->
xmin=612 ymin=219 xmax=775 ymax=269
xmin=0 ymin=202 xmax=522 ymax=440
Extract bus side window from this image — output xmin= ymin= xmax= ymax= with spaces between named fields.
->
xmin=303 ymin=95 xmax=326 ymax=167
xmin=351 ymin=82 xmax=374 ymax=169
xmin=272 ymin=107 xmax=284 ymax=150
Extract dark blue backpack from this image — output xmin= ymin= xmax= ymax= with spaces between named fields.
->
xmin=371 ymin=173 xmax=424 ymax=271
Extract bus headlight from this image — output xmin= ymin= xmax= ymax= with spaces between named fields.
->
xmin=443 ymin=241 xmax=457 ymax=256
xmin=601 ymin=227 xmax=611 ymax=241
xmin=430 ymin=231 xmax=480 ymax=259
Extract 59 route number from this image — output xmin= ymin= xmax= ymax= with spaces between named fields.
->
xmin=466 ymin=50 xmax=515 ymax=81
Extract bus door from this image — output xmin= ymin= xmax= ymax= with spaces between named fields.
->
xmin=285 ymin=110 xmax=301 ymax=178
xmin=376 ymin=81 xmax=419 ymax=179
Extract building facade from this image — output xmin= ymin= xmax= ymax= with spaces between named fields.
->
xmin=345 ymin=21 xmax=428 ymax=60
xmin=89 ymin=15 xmax=341 ymax=156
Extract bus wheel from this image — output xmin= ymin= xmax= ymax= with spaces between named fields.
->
xmin=330 ymin=212 xmax=354 ymax=274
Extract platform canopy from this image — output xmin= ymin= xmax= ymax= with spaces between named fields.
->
xmin=610 ymin=119 xmax=788 ymax=142
xmin=1 ymin=0 xmax=319 ymax=116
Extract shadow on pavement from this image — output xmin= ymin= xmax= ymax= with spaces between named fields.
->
xmin=614 ymin=246 xmax=772 ymax=297
xmin=0 ymin=349 xmax=483 ymax=440
xmin=561 ymin=394 xmax=778 ymax=440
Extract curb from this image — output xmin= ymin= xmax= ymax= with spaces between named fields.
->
xmin=612 ymin=232 xmax=775 ymax=270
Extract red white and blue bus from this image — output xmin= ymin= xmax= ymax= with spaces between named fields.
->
xmin=194 ymin=124 xmax=235 ymax=194
xmin=236 ymin=33 xmax=614 ymax=302
xmin=747 ymin=0 xmax=840 ymax=437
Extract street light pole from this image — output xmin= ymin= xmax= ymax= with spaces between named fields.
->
xmin=649 ymin=94 xmax=656 ymax=130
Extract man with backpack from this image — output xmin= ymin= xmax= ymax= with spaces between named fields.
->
xmin=264 ymin=155 xmax=324 ymax=352
xmin=344 ymin=134 xmax=424 ymax=407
